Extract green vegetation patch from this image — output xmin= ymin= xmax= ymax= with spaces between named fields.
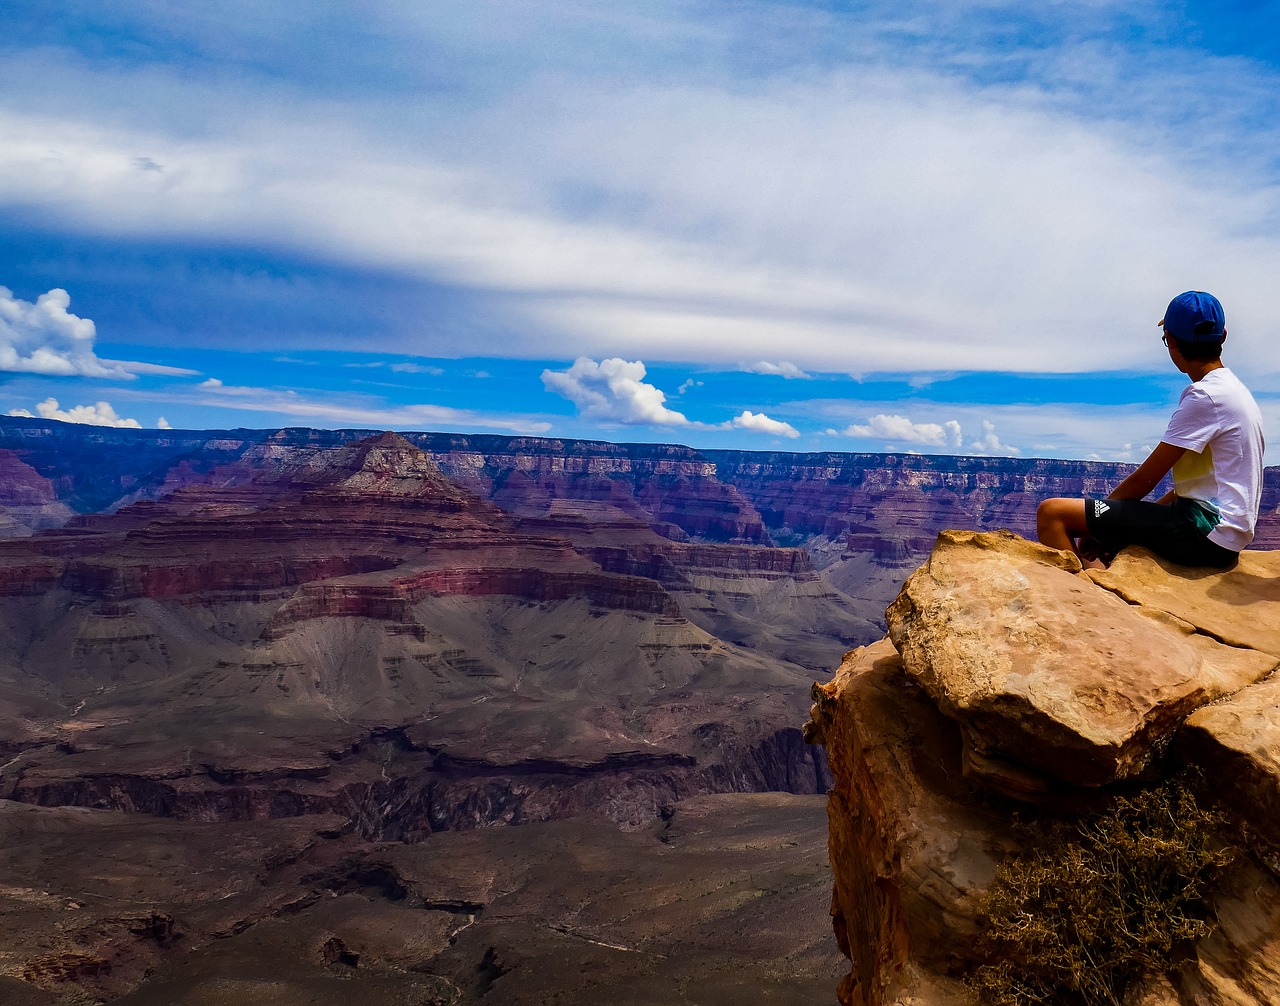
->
xmin=971 ymin=779 xmax=1233 ymax=1006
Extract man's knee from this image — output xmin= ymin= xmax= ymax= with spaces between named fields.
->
xmin=1037 ymin=498 xmax=1088 ymax=537
xmin=1037 ymin=497 xmax=1073 ymax=524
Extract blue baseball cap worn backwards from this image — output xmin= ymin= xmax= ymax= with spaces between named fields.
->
xmin=1160 ymin=291 xmax=1225 ymax=342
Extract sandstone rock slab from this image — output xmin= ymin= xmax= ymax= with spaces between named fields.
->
xmin=886 ymin=531 xmax=1277 ymax=792
xmin=1091 ymin=546 xmax=1280 ymax=657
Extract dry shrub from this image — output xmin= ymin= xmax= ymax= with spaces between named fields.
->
xmin=970 ymin=779 xmax=1233 ymax=1006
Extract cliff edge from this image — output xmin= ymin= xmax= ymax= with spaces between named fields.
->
xmin=807 ymin=530 xmax=1280 ymax=1005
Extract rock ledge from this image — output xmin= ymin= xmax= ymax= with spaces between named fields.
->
xmin=809 ymin=531 xmax=1280 ymax=1006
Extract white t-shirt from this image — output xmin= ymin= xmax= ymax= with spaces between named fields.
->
xmin=1162 ymin=367 xmax=1265 ymax=551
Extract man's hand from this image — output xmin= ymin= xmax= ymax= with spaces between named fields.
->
xmin=1077 ymin=536 xmax=1115 ymax=564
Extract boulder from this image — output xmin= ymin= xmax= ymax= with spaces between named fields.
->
xmin=814 ymin=531 xmax=1280 ymax=1006
xmin=886 ymin=530 xmax=1276 ymax=793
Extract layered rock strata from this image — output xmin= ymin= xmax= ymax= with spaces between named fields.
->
xmin=807 ymin=532 xmax=1280 ymax=1005
xmin=7 ymin=417 xmax=1279 ymax=576
xmin=0 ymin=431 xmax=851 ymax=849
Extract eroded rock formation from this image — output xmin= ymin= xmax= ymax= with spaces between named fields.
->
xmin=0 ymin=431 xmax=860 ymax=849
xmin=7 ymin=416 xmax=1279 ymax=608
xmin=807 ymin=531 xmax=1280 ymax=1005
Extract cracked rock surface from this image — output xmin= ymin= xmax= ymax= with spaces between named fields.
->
xmin=810 ymin=531 xmax=1280 ymax=1006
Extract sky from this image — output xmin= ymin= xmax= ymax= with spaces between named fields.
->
xmin=2 ymin=1 xmax=1280 ymax=461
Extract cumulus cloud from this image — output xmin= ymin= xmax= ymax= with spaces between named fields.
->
xmin=157 ymin=416 xmax=172 ymax=429
xmin=729 ymin=410 xmax=799 ymax=438
xmin=543 ymin=357 xmax=800 ymax=437
xmin=840 ymin=414 xmax=964 ymax=447
xmin=743 ymin=361 xmax=811 ymax=380
xmin=541 ymin=358 xmax=690 ymax=426
xmin=0 ymin=287 xmax=131 ymax=379
xmin=8 ymin=397 xmax=142 ymax=428
xmin=835 ymin=414 xmax=1017 ymax=455
xmin=968 ymin=419 xmax=1020 ymax=456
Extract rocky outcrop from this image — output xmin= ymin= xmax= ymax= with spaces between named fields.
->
xmin=807 ymin=532 xmax=1280 ymax=1006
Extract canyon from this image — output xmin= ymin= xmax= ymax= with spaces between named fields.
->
xmin=2 ymin=414 xmax=1279 ymax=1004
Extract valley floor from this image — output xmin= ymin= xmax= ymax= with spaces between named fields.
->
xmin=0 ymin=792 xmax=844 ymax=1005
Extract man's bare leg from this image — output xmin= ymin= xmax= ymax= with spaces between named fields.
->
xmin=1036 ymin=498 xmax=1105 ymax=569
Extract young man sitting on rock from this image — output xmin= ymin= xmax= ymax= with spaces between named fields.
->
xmin=1037 ymin=290 xmax=1264 ymax=571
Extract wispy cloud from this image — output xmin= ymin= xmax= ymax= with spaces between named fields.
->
xmin=4 ymin=11 xmax=1280 ymax=379
xmin=191 ymin=378 xmax=551 ymax=434
xmin=742 ymin=361 xmax=811 ymax=380
xmin=103 ymin=359 xmax=201 ymax=377
xmin=342 ymin=360 xmax=445 ymax=375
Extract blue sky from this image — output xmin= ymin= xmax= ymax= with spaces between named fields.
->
xmin=2 ymin=1 xmax=1279 ymax=460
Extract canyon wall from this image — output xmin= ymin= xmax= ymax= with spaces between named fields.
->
xmin=4 ymin=417 xmax=1277 ymax=563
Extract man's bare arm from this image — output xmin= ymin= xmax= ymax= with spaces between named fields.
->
xmin=1109 ymin=441 xmax=1186 ymax=501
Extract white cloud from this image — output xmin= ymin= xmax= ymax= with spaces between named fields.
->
xmin=342 ymin=360 xmax=444 ymax=375
xmin=103 ymin=359 xmax=201 ymax=376
xmin=743 ymin=361 xmax=811 ymax=380
xmin=157 ymin=416 xmax=172 ymax=429
xmin=840 ymin=413 xmax=960 ymax=447
xmin=191 ymin=379 xmax=550 ymax=434
xmin=0 ymin=287 xmax=131 ymax=379
xmin=802 ymin=397 xmax=1210 ymax=462
xmin=5 ymin=45 xmax=1280 ymax=380
xmin=541 ymin=357 xmax=690 ymax=426
xmin=968 ymin=419 xmax=1020 ymax=456
xmin=835 ymin=413 xmax=1016 ymax=454
xmin=542 ymin=357 xmax=799 ymax=437
xmin=728 ymin=410 xmax=799 ymax=438
xmin=8 ymin=397 xmax=142 ymax=428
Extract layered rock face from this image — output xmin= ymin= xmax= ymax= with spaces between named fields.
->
xmin=0 ymin=431 xmax=859 ymax=846
xmin=807 ymin=531 xmax=1280 ymax=1005
xmin=0 ymin=450 xmax=74 ymax=537
xmin=5 ymin=417 xmax=1278 ymax=633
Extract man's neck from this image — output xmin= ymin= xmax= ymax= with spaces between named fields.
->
xmin=1187 ymin=359 xmax=1225 ymax=382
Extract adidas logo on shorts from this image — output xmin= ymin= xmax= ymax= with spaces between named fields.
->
xmin=1093 ymin=500 xmax=1110 ymax=517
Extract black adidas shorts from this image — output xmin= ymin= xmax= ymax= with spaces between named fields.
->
xmin=1083 ymin=497 xmax=1238 ymax=569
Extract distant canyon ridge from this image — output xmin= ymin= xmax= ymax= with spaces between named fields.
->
xmin=1 ymin=416 xmax=1279 ymax=1004
xmin=9 ymin=416 xmax=1278 ymax=572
